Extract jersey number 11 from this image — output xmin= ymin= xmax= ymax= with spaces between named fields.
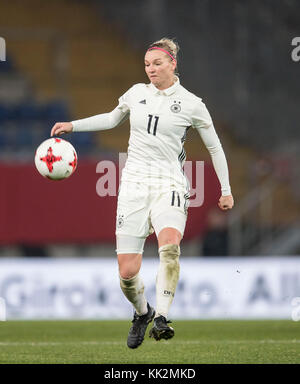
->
xmin=147 ymin=114 xmax=159 ymax=136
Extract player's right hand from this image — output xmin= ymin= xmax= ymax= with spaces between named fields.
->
xmin=51 ymin=122 xmax=73 ymax=137
xmin=218 ymin=194 xmax=234 ymax=210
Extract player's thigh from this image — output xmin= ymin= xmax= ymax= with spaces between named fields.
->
xmin=118 ymin=253 xmax=142 ymax=279
xmin=157 ymin=227 xmax=182 ymax=248
xmin=116 ymin=181 xmax=152 ymax=239
xmin=151 ymin=189 xmax=189 ymax=241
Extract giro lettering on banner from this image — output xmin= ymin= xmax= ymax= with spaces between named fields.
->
xmin=291 ymin=297 xmax=300 ymax=321
xmin=0 ymin=298 xmax=6 ymax=321
xmin=0 ymin=257 xmax=299 ymax=320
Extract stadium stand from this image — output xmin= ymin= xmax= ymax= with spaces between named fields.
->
xmin=0 ymin=0 xmax=147 ymax=157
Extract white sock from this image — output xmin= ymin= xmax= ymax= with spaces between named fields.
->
xmin=155 ymin=244 xmax=180 ymax=319
xmin=120 ymin=273 xmax=148 ymax=316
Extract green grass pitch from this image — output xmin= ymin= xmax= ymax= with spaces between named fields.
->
xmin=0 ymin=320 xmax=299 ymax=364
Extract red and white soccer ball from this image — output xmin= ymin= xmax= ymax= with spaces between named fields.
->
xmin=34 ymin=138 xmax=78 ymax=180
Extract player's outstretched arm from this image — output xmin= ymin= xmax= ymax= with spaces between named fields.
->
xmin=51 ymin=122 xmax=73 ymax=137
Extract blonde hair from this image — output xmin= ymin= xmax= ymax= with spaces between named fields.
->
xmin=147 ymin=37 xmax=180 ymax=62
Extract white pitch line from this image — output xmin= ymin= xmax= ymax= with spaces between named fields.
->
xmin=162 ymin=339 xmax=300 ymax=345
xmin=0 ymin=341 xmax=124 ymax=346
xmin=0 ymin=340 xmax=299 ymax=347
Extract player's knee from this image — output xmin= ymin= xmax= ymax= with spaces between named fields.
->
xmin=119 ymin=269 xmax=136 ymax=280
xmin=119 ymin=264 xmax=137 ymax=280
xmin=118 ymin=254 xmax=141 ymax=280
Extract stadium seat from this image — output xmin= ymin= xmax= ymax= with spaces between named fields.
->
xmin=0 ymin=55 xmax=14 ymax=72
xmin=13 ymin=102 xmax=42 ymax=121
xmin=70 ymin=131 xmax=94 ymax=152
xmin=42 ymin=101 xmax=70 ymax=122
xmin=0 ymin=128 xmax=8 ymax=148
xmin=15 ymin=122 xmax=35 ymax=148
xmin=0 ymin=104 xmax=10 ymax=122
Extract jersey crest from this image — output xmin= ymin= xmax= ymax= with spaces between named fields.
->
xmin=170 ymin=101 xmax=181 ymax=113
xmin=117 ymin=214 xmax=125 ymax=228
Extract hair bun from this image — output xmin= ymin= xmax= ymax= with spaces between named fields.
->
xmin=148 ymin=37 xmax=180 ymax=60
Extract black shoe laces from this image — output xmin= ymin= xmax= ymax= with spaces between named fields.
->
xmin=156 ymin=316 xmax=172 ymax=325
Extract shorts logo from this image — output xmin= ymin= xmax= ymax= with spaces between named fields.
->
xmin=117 ymin=214 xmax=124 ymax=228
xmin=170 ymin=101 xmax=181 ymax=113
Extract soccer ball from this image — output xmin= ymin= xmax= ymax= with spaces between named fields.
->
xmin=34 ymin=138 xmax=78 ymax=180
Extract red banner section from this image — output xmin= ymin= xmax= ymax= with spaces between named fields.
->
xmin=0 ymin=160 xmax=220 ymax=245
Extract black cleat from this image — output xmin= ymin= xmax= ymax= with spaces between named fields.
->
xmin=149 ymin=315 xmax=175 ymax=341
xmin=127 ymin=303 xmax=155 ymax=349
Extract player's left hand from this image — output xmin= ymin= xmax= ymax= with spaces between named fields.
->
xmin=218 ymin=195 xmax=234 ymax=210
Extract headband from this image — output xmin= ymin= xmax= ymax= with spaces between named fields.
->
xmin=147 ymin=46 xmax=176 ymax=62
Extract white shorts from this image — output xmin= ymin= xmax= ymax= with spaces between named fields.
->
xmin=115 ymin=181 xmax=190 ymax=254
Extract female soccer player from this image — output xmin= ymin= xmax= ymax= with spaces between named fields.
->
xmin=51 ymin=38 xmax=234 ymax=349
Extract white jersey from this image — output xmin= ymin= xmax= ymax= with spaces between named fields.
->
xmin=72 ymin=77 xmax=231 ymax=196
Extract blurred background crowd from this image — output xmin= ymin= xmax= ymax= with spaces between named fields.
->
xmin=0 ymin=0 xmax=299 ymax=258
